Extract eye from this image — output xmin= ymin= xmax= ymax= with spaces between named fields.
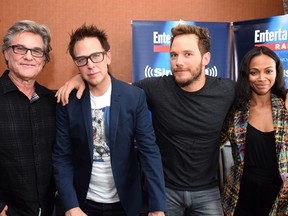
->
xmin=91 ymin=53 xmax=101 ymax=58
xmin=265 ymin=69 xmax=274 ymax=74
xmin=249 ymin=70 xmax=258 ymax=76
xmin=170 ymin=53 xmax=177 ymax=58
xmin=76 ymin=58 xmax=86 ymax=64
xmin=184 ymin=53 xmax=193 ymax=57
xmin=15 ymin=46 xmax=26 ymax=52
xmin=32 ymin=49 xmax=44 ymax=55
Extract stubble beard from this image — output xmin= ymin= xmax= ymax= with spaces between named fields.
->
xmin=175 ymin=66 xmax=203 ymax=88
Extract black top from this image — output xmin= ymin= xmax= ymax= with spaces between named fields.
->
xmin=0 ymin=70 xmax=56 ymax=215
xmin=245 ymin=123 xmax=280 ymax=174
xmin=235 ymin=123 xmax=282 ymax=216
xmin=134 ymin=75 xmax=236 ymax=190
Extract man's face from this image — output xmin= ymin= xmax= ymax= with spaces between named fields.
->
xmin=73 ymin=37 xmax=111 ymax=89
xmin=4 ymin=32 xmax=46 ymax=81
xmin=170 ymin=34 xmax=210 ymax=90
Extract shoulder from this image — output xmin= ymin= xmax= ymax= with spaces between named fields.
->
xmin=35 ymin=82 xmax=55 ymax=99
xmin=272 ymin=94 xmax=285 ymax=109
xmin=111 ymin=76 xmax=146 ymax=97
xmin=206 ymin=76 xmax=235 ymax=88
xmin=112 ymin=76 xmax=141 ymax=91
xmin=133 ymin=75 xmax=174 ymax=89
xmin=205 ymin=76 xmax=236 ymax=96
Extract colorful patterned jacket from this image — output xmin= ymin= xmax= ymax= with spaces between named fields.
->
xmin=221 ymin=94 xmax=288 ymax=216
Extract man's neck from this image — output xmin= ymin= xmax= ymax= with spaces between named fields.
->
xmin=89 ymin=75 xmax=112 ymax=97
xmin=180 ymin=74 xmax=206 ymax=92
xmin=8 ymin=72 xmax=35 ymax=99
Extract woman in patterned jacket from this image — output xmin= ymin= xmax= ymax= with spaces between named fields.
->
xmin=221 ymin=46 xmax=288 ymax=215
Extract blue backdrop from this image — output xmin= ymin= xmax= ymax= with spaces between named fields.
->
xmin=132 ymin=20 xmax=231 ymax=82
xmin=233 ymin=14 xmax=288 ymax=87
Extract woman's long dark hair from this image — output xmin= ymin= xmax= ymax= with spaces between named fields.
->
xmin=232 ymin=46 xmax=286 ymax=113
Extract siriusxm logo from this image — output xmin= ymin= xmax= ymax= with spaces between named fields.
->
xmin=144 ymin=65 xmax=218 ymax=77
xmin=144 ymin=65 xmax=172 ymax=77
xmin=284 ymin=69 xmax=288 ymax=77
xmin=205 ymin=66 xmax=218 ymax=77
xmin=280 ymin=57 xmax=288 ymax=62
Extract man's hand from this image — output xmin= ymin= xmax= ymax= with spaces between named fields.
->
xmin=65 ymin=207 xmax=87 ymax=216
xmin=148 ymin=211 xmax=165 ymax=216
xmin=55 ymin=74 xmax=85 ymax=106
xmin=0 ymin=205 xmax=8 ymax=216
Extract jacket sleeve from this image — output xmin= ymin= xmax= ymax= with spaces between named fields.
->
xmin=52 ymin=102 xmax=79 ymax=212
xmin=220 ymin=114 xmax=231 ymax=147
xmin=133 ymin=90 xmax=167 ymax=212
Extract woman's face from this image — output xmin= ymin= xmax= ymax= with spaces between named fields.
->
xmin=248 ymin=54 xmax=277 ymax=96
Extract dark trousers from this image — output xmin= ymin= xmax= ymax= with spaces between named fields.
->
xmin=82 ymin=200 xmax=127 ymax=216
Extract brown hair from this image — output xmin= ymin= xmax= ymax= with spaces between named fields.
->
xmin=170 ymin=24 xmax=211 ymax=56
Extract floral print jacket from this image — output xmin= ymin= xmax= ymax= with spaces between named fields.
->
xmin=221 ymin=95 xmax=288 ymax=216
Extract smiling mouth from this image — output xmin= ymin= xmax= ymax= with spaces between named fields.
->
xmin=88 ymin=72 xmax=100 ymax=76
xmin=173 ymin=69 xmax=187 ymax=73
xmin=255 ymin=84 xmax=267 ymax=88
xmin=21 ymin=64 xmax=34 ymax=67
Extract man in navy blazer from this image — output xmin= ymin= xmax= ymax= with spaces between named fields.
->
xmin=52 ymin=24 xmax=166 ymax=216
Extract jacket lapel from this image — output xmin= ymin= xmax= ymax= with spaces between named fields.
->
xmin=234 ymin=107 xmax=249 ymax=163
xmin=108 ymin=77 xmax=121 ymax=152
xmin=271 ymin=95 xmax=287 ymax=179
xmin=82 ymin=85 xmax=94 ymax=162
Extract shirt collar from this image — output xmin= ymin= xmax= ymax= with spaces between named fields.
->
xmin=1 ymin=70 xmax=53 ymax=97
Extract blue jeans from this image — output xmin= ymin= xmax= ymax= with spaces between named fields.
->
xmin=166 ymin=186 xmax=224 ymax=216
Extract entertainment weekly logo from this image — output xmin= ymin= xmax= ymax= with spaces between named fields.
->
xmin=144 ymin=65 xmax=218 ymax=77
xmin=254 ymin=29 xmax=288 ymax=50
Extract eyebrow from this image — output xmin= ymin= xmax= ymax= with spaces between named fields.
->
xmin=13 ymin=44 xmax=44 ymax=50
xmin=249 ymin=65 xmax=275 ymax=70
xmin=74 ymin=51 xmax=105 ymax=58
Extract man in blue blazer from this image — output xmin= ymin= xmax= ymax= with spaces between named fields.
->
xmin=52 ymin=24 xmax=166 ymax=216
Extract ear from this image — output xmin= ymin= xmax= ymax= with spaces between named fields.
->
xmin=106 ymin=50 xmax=112 ymax=65
xmin=202 ymin=52 xmax=211 ymax=66
xmin=3 ymin=50 xmax=9 ymax=62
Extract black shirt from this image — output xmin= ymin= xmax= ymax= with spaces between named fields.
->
xmin=134 ymin=75 xmax=236 ymax=190
xmin=0 ymin=70 xmax=56 ymax=215
xmin=235 ymin=123 xmax=282 ymax=216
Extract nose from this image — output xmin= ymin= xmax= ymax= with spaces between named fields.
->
xmin=257 ymin=72 xmax=266 ymax=81
xmin=175 ymin=55 xmax=184 ymax=67
xmin=86 ymin=58 xmax=95 ymax=68
xmin=23 ymin=50 xmax=33 ymax=59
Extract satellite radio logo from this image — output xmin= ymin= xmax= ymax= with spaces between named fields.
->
xmin=205 ymin=66 xmax=218 ymax=77
xmin=144 ymin=65 xmax=218 ymax=77
xmin=144 ymin=65 xmax=172 ymax=77
xmin=285 ymin=69 xmax=288 ymax=78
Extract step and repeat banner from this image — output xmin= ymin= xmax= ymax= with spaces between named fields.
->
xmin=132 ymin=15 xmax=288 ymax=87
xmin=132 ymin=20 xmax=231 ymax=82
xmin=233 ymin=14 xmax=288 ymax=86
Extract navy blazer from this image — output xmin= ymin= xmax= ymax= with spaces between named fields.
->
xmin=53 ymin=75 xmax=166 ymax=215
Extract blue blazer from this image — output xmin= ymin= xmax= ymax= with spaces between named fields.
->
xmin=53 ymin=75 xmax=166 ymax=216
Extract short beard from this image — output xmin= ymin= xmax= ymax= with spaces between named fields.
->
xmin=175 ymin=67 xmax=202 ymax=88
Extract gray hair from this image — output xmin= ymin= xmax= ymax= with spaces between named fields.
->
xmin=2 ymin=20 xmax=52 ymax=62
